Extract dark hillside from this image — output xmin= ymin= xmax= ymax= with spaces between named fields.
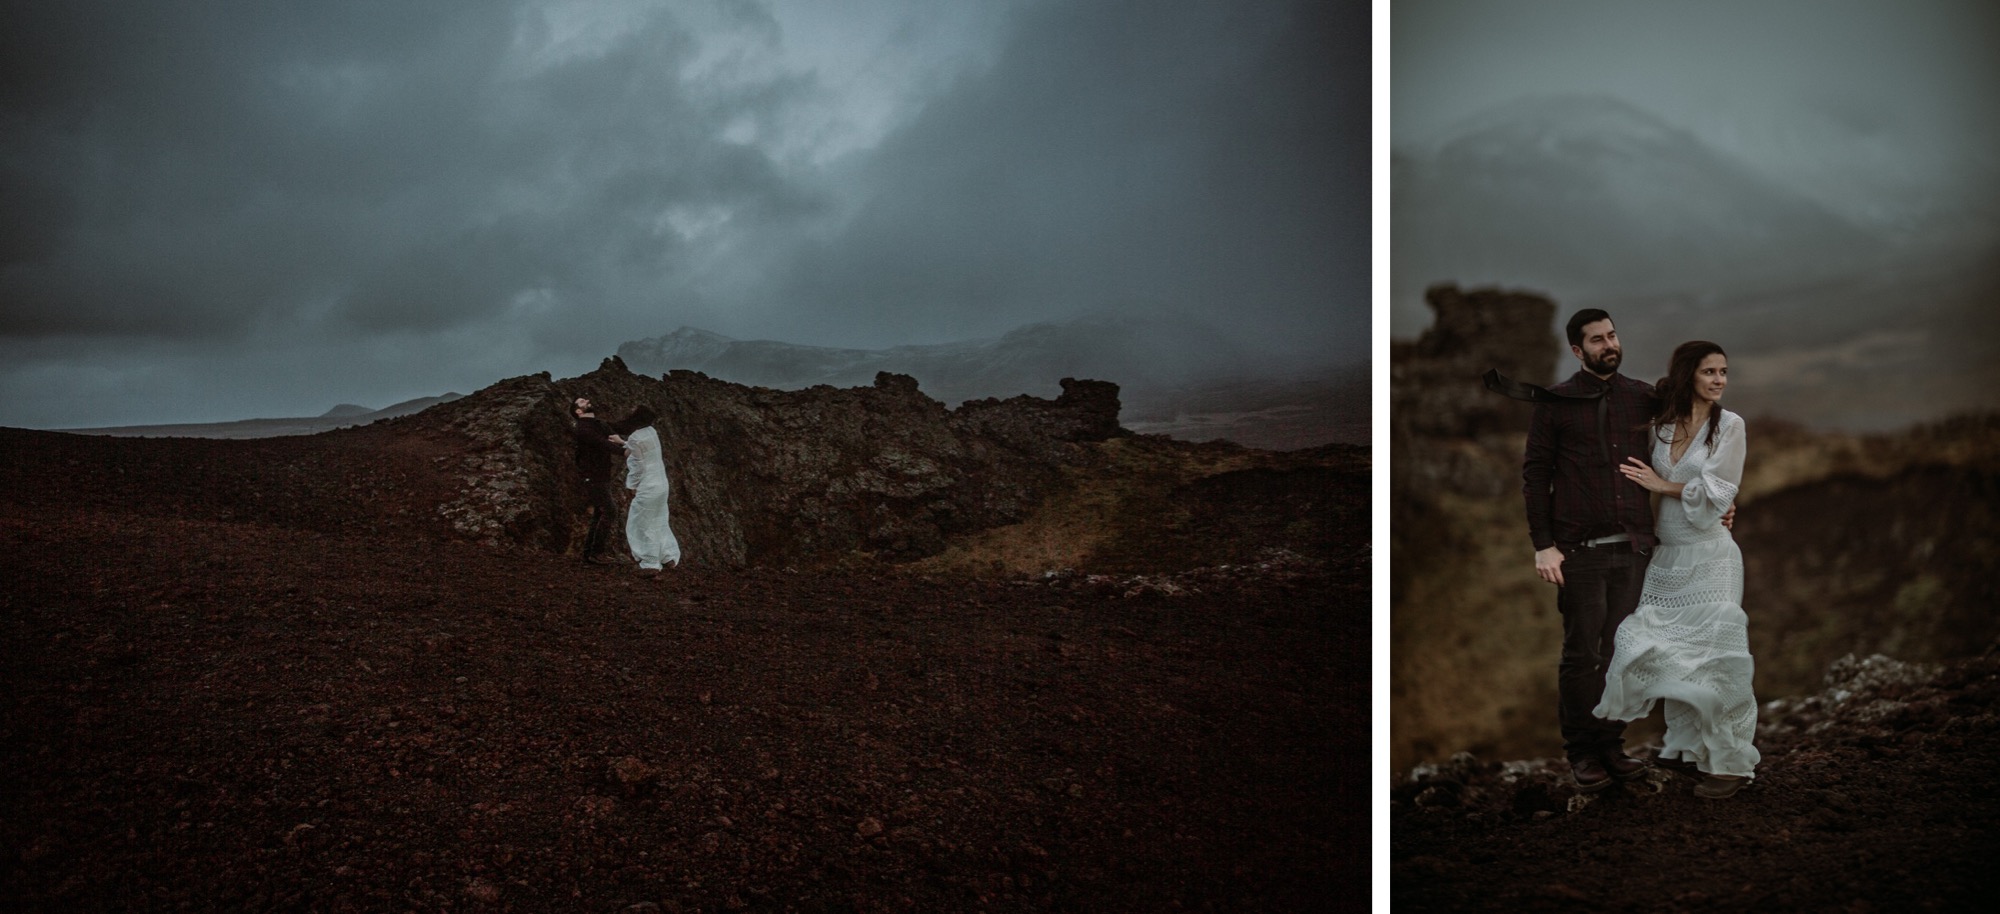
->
xmin=2 ymin=363 xmax=1369 ymax=911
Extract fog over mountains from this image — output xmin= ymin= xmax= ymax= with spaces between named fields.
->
xmin=1394 ymin=95 xmax=2000 ymax=431
xmin=67 ymin=394 xmax=464 ymax=440
xmin=618 ymin=316 xmax=1255 ymax=405
xmin=1395 ymin=96 xmax=1882 ymax=303
xmin=67 ymin=315 xmax=1365 ymax=450
xmin=618 ymin=315 xmax=1368 ymax=450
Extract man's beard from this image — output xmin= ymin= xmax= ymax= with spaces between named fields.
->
xmin=1583 ymin=347 xmax=1621 ymax=376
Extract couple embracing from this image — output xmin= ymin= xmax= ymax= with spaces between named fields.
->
xmin=1519 ymin=309 xmax=1757 ymax=800
xmin=572 ymin=396 xmax=683 ymax=573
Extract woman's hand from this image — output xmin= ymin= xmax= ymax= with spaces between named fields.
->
xmin=1619 ymin=457 xmax=1674 ymax=494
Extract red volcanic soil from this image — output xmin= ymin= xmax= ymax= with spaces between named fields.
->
xmin=1 ymin=426 xmax=1368 ymax=912
xmin=1392 ymin=649 xmax=2000 ymax=912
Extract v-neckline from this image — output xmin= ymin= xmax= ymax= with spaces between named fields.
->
xmin=1667 ymin=435 xmax=1693 ymax=468
xmin=1667 ymin=418 xmax=1705 ymax=467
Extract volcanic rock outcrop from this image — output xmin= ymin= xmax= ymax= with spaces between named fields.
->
xmin=1392 ymin=282 xmax=1560 ymax=446
xmin=1388 ymin=284 xmax=1559 ymax=513
xmin=1391 ymin=283 xmax=1559 ymax=445
xmin=409 ymin=357 xmax=1127 ymax=567
xmin=2 ymin=356 xmax=1361 ymax=576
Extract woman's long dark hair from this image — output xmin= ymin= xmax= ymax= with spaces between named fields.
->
xmin=612 ymin=405 xmax=659 ymax=436
xmin=1651 ymin=340 xmax=1726 ymax=450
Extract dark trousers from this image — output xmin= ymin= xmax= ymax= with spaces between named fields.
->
xmin=1556 ymin=542 xmax=1648 ymax=762
xmin=581 ymin=474 xmax=619 ymax=558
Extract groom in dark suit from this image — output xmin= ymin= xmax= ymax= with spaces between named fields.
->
xmin=571 ymin=397 xmax=626 ymax=565
xmin=1522 ymin=309 xmax=1659 ymax=792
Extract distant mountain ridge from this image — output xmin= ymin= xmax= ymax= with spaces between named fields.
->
xmin=1394 ymin=95 xmax=1883 ymax=316
xmin=63 ymin=316 xmax=1368 ymax=449
xmin=617 ymin=317 xmax=1368 ymax=449
xmin=1391 ymin=94 xmax=2000 ymax=432
xmin=70 ymin=394 xmax=464 ymax=440
xmin=617 ymin=317 xmax=1252 ymax=406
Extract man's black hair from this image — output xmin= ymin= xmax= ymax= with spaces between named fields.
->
xmin=1565 ymin=308 xmax=1613 ymax=348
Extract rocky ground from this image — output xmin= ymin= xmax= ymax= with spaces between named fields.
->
xmin=1392 ymin=649 xmax=2000 ymax=911
xmin=0 ymin=419 xmax=1368 ymax=912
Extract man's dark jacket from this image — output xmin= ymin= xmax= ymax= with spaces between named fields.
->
xmin=1522 ymin=371 xmax=1659 ymax=551
xmin=573 ymin=416 xmax=622 ymax=480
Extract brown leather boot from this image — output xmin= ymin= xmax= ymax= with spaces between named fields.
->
xmin=1602 ymin=749 xmax=1650 ymax=782
xmin=1570 ymin=756 xmax=1613 ymax=792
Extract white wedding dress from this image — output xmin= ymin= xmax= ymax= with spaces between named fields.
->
xmin=623 ymin=426 xmax=681 ymax=569
xmin=1594 ymin=409 xmax=1759 ymax=778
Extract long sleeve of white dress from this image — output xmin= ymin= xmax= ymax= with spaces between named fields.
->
xmin=1675 ymin=413 xmax=1745 ymax=533
xmin=625 ymin=441 xmax=646 ymax=492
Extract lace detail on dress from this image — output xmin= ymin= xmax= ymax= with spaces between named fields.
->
xmin=1641 ymin=556 xmax=1743 ymax=609
xmin=1699 ymin=473 xmax=1739 ymax=506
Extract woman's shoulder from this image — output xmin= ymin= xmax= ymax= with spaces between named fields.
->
xmin=1712 ymin=409 xmax=1746 ymax=444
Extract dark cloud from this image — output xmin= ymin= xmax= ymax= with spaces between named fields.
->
xmin=0 ymin=1 xmax=813 ymax=340
xmin=0 ymin=0 xmax=1368 ymax=428
xmin=768 ymin=0 xmax=1368 ymax=367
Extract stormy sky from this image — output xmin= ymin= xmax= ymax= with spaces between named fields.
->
xmin=1392 ymin=0 xmax=2000 ymax=338
xmin=0 ymin=0 xmax=1368 ymax=429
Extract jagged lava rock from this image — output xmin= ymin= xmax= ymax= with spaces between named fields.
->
xmin=404 ymin=357 xmax=1124 ymax=567
xmin=1391 ymin=283 xmax=1560 ymax=443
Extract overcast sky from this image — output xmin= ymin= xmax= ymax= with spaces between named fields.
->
xmin=1392 ymin=0 xmax=2000 ymax=336
xmin=1 ymin=0 xmax=1368 ymax=429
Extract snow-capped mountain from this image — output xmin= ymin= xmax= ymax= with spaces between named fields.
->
xmin=1393 ymin=95 xmax=1884 ymax=333
xmin=1390 ymin=95 xmax=2000 ymax=431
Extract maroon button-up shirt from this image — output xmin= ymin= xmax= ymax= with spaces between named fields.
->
xmin=1522 ymin=370 xmax=1658 ymax=551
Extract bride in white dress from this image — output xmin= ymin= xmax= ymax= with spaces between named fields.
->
xmin=622 ymin=424 xmax=682 ymax=571
xmin=1596 ymin=341 xmax=1758 ymax=799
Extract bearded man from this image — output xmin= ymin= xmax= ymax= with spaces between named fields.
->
xmin=571 ymin=396 xmax=626 ymax=565
xmin=1522 ymin=309 xmax=1660 ymax=792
